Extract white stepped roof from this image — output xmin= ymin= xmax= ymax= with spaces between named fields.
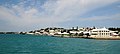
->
xmin=92 ymin=27 xmax=109 ymax=31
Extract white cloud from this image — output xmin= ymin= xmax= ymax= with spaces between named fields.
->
xmin=42 ymin=0 xmax=120 ymax=20
xmin=118 ymin=5 xmax=120 ymax=8
xmin=0 ymin=0 xmax=119 ymax=31
xmin=79 ymin=13 xmax=120 ymax=21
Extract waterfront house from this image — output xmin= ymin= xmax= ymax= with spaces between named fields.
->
xmin=90 ymin=27 xmax=111 ymax=38
xmin=90 ymin=27 xmax=118 ymax=38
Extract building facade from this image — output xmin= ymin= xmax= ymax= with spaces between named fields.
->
xmin=90 ymin=27 xmax=111 ymax=38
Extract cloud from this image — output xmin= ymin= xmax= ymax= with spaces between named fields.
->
xmin=41 ymin=0 xmax=120 ymax=21
xmin=118 ymin=5 xmax=120 ymax=8
xmin=0 ymin=0 xmax=119 ymax=31
xmin=79 ymin=13 xmax=120 ymax=21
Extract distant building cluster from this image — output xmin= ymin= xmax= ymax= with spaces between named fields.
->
xmin=26 ymin=27 xmax=120 ymax=38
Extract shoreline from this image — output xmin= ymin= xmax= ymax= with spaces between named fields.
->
xmin=1 ymin=34 xmax=120 ymax=40
xmin=50 ymin=35 xmax=120 ymax=40
xmin=93 ymin=37 xmax=120 ymax=40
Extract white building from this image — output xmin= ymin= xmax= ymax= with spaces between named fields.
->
xmin=56 ymin=32 xmax=69 ymax=35
xmin=90 ymin=27 xmax=111 ymax=38
xmin=70 ymin=31 xmax=83 ymax=34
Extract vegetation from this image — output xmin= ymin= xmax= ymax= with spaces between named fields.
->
xmin=0 ymin=32 xmax=19 ymax=34
xmin=109 ymin=28 xmax=120 ymax=32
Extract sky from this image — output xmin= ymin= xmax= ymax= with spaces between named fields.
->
xmin=0 ymin=0 xmax=120 ymax=32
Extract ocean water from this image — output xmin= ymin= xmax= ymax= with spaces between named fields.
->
xmin=0 ymin=34 xmax=120 ymax=54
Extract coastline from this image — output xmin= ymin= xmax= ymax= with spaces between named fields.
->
xmin=92 ymin=37 xmax=120 ymax=40
xmin=1 ymin=33 xmax=120 ymax=40
xmin=1 ymin=27 xmax=120 ymax=40
xmin=50 ymin=35 xmax=120 ymax=40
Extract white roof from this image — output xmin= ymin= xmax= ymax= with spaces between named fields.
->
xmin=92 ymin=27 xmax=109 ymax=31
xmin=83 ymin=31 xmax=91 ymax=34
xmin=57 ymin=32 xmax=69 ymax=34
xmin=110 ymin=31 xmax=118 ymax=33
xmin=70 ymin=31 xmax=83 ymax=33
xmin=70 ymin=31 xmax=77 ymax=33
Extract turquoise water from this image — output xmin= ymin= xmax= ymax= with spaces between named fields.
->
xmin=0 ymin=34 xmax=120 ymax=54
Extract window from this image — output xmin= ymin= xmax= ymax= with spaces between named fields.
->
xmin=101 ymin=33 xmax=103 ymax=35
xmin=104 ymin=31 xmax=106 ymax=32
xmin=93 ymin=31 xmax=97 ymax=32
xmin=99 ymin=33 xmax=101 ymax=35
xmin=92 ymin=33 xmax=97 ymax=35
